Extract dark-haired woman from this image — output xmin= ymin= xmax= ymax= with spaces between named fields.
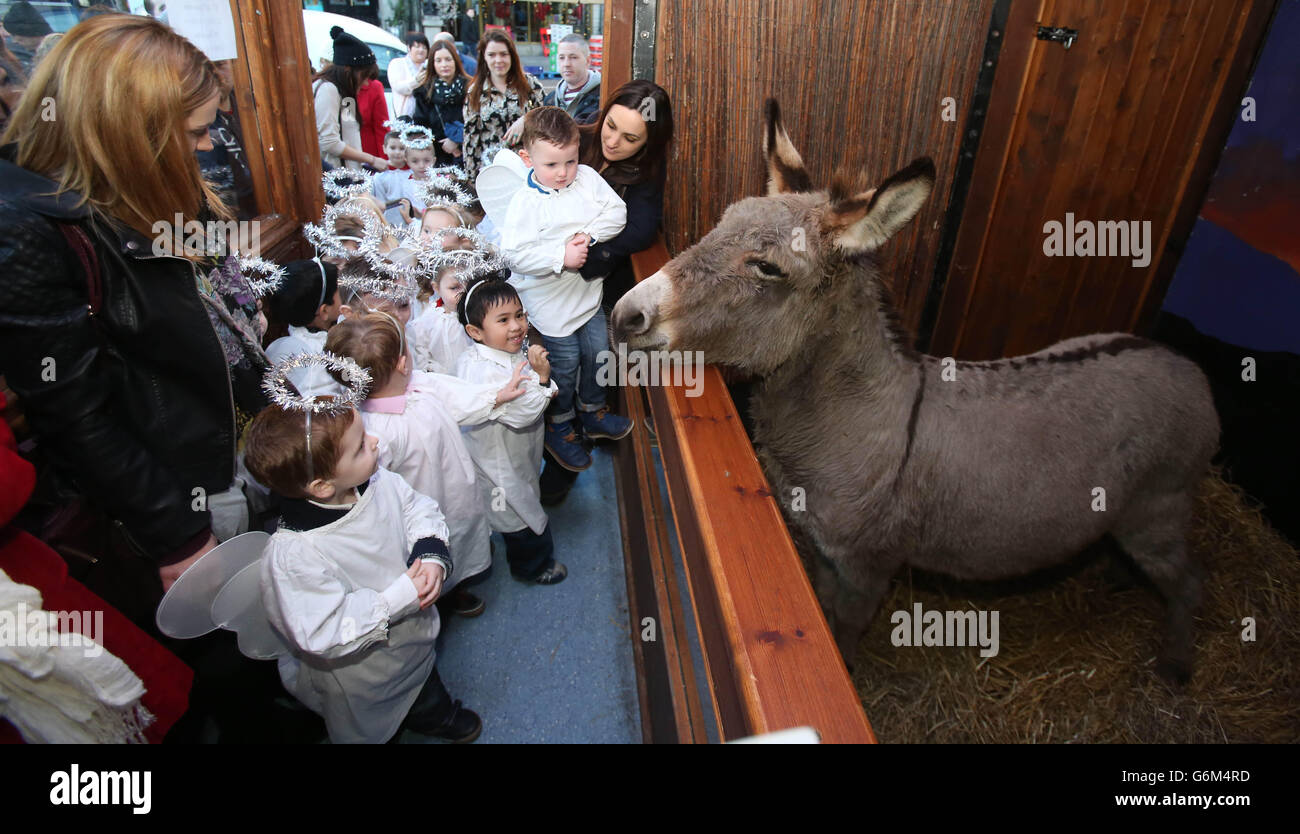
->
xmin=313 ymin=26 xmax=389 ymax=172
xmin=540 ymin=80 xmax=675 ymax=505
xmin=389 ymin=31 xmax=428 ymax=118
xmin=461 ymin=30 xmax=544 ymax=180
xmin=412 ymin=39 xmax=470 ymax=167
xmin=577 ymin=80 xmax=674 ymax=309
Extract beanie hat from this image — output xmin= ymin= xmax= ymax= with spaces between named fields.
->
xmin=4 ymin=2 xmax=53 ymax=38
xmin=330 ymin=26 xmax=374 ymax=67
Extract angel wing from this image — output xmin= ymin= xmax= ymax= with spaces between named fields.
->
xmin=155 ymin=531 xmax=291 ymax=661
xmin=475 ymin=148 xmax=529 ymax=229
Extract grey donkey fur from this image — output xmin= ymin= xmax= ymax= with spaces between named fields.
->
xmin=611 ymin=100 xmax=1219 ymax=682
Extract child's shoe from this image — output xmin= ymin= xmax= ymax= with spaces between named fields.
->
xmin=436 ymin=587 xmax=486 ymax=618
xmin=513 ymin=560 xmax=567 ymax=585
xmin=544 ymin=421 xmax=592 ymax=471
xmin=580 ymin=406 xmax=634 ymax=441
xmin=431 ymin=701 xmax=482 ymax=744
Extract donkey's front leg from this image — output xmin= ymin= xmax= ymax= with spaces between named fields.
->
xmin=831 ymin=566 xmax=895 ymax=672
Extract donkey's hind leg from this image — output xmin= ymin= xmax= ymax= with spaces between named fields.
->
xmin=1112 ymin=492 xmax=1201 ymax=683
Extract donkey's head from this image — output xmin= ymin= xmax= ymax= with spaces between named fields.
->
xmin=612 ymin=100 xmax=935 ymax=376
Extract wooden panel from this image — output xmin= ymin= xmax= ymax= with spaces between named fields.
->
xmin=229 ymin=0 xmax=324 ymax=260
xmin=931 ymin=0 xmax=1274 ymax=360
xmin=633 ymin=244 xmax=877 ymax=743
xmin=602 ymin=0 xmax=635 ymax=98
xmin=653 ymin=0 xmax=996 ymax=337
xmin=612 ymin=379 xmax=710 ymax=743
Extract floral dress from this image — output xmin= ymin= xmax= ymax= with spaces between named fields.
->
xmin=462 ymin=74 xmax=545 ymax=181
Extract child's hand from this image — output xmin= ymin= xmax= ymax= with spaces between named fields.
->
xmin=407 ymin=561 xmax=444 ymax=609
xmin=563 ymin=235 xmax=589 ymax=270
xmin=398 ymin=198 xmax=413 ymax=224
xmin=526 ymin=344 xmax=550 ymax=382
xmin=496 ymin=360 xmax=531 ymax=406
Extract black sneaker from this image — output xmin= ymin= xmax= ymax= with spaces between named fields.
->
xmin=430 ymin=700 xmax=482 ymax=744
xmin=447 ymin=588 xmax=485 ymax=617
xmin=514 ymin=561 xmax=567 ymax=585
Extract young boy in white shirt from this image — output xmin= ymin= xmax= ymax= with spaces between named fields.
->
xmin=244 ymin=395 xmax=481 ymax=744
xmin=372 ymin=132 xmax=436 ymax=228
xmin=454 ymin=276 xmax=567 ymax=584
xmin=500 ymin=106 xmax=632 ymax=473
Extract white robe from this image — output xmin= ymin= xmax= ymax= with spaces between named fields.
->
xmin=265 ymin=325 xmax=342 ymax=397
xmin=361 ymin=370 xmax=502 ymax=589
xmin=500 ymin=165 xmax=627 ymax=338
xmin=455 ymin=342 xmax=557 ymax=534
xmin=260 ymin=467 xmax=449 ymax=744
xmin=409 ymin=306 xmax=474 ymax=375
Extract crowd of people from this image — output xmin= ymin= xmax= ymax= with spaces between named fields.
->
xmin=0 ymin=10 xmax=673 ymax=743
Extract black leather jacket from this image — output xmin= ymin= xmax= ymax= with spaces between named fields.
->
xmin=0 ymin=149 xmax=247 ymax=564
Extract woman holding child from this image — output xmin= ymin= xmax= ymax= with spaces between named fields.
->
xmin=461 ymin=29 xmax=545 ymax=180
xmin=538 ymin=80 xmax=675 ymax=504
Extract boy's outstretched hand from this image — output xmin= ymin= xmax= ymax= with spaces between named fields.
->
xmin=526 ymin=344 xmax=550 ymax=383
xmin=495 ymin=360 xmax=531 ymax=406
xmin=407 ymin=561 xmax=444 ymax=609
xmin=563 ymin=234 xmax=589 ymax=270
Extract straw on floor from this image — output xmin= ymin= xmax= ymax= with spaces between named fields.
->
xmin=848 ymin=469 xmax=1299 ymax=743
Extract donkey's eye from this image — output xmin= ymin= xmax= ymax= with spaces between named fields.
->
xmin=748 ymin=259 xmax=785 ymax=278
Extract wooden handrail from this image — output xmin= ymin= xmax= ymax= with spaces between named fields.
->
xmin=628 ymin=240 xmax=877 ymax=743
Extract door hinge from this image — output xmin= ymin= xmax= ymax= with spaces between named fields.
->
xmin=1037 ymin=26 xmax=1079 ymax=49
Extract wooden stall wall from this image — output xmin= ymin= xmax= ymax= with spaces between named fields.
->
xmin=652 ymin=0 xmax=997 ymax=335
xmin=930 ymin=0 xmax=1277 ymax=361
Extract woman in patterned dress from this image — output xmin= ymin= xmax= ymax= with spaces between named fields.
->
xmin=462 ymin=30 xmax=544 ymax=181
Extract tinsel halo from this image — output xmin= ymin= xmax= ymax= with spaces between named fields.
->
xmin=417 ymin=237 xmax=511 ymax=284
xmin=400 ymin=124 xmax=435 ymax=150
xmin=409 ymin=224 xmax=495 ymax=273
xmin=414 ymin=173 xmax=476 ymax=209
xmin=262 ymin=351 xmax=371 ymax=414
xmin=303 ymin=201 xmax=385 ymax=259
xmin=321 ymin=167 xmax=375 ymax=200
xmin=235 ymin=252 xmax=287 ymax=297
xmin=429 ymin=165 xmax=472 ymax=183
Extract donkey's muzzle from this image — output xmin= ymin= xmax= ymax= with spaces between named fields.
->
xmin=611 ymin=270 xmax=670 ymax=347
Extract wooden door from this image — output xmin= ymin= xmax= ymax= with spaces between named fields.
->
xmin=930 ymin=0 xmax=1275 ymax=360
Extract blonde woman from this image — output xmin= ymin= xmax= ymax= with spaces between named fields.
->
xmin=0 ymin=14 xmax=267 ymax=614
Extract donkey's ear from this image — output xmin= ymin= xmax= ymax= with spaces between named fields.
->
xmin=762 ymin=99 xmax=812 ymax=195
xmin=824 ymin=157 xmax=935 ymax=253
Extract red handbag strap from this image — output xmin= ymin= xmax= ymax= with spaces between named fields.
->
xmin=58 ymin=223 xmax=103 ymax=314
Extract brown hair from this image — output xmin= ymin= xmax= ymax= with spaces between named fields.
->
xmin=467 ymin=30 xmax=531 ymax=112
xmin=325 ymin=313 xmax=404 ymax=393
xmin=521 ymin=105 xmax=579 ymax=152
xmin=1 ymin=13 xmax=227 ymax=239
xmin=420 ymin=39 xmax=470 ymax=97
xmin=244 ymin=401 xmax=356 ymax=497
xmin=579 ymin=79 xmax=674 ymax=188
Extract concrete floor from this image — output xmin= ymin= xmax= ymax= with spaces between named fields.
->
xmin=402 ymin=446 xmax=641 ymax=743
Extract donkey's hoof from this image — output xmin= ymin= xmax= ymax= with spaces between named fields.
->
xmin=1155 ymin=654 xmax=1192 ymax=685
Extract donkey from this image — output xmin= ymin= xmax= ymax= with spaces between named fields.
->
xmin=611 ymin=101 xmax=1219 ymax=681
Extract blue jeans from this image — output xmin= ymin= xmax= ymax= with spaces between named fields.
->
xmin=540 ymin=307 xmax=609 ymax=425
